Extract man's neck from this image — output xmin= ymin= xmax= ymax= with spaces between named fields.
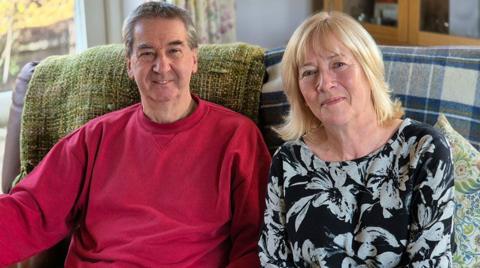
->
xmin=142 ymin=95 xmax=197 ymax=124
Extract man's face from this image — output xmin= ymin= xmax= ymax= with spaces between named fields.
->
xmin=127 ymin=18 xmax=198 ymax=107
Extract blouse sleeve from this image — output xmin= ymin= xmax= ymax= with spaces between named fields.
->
xmin=404 ymin=134 xmax=455 ymax=267
xmin=258 ymin=149 xmax=295 ymax=267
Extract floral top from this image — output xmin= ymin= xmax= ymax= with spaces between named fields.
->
xmin=258 ymin=118 xmax=455 ymax=267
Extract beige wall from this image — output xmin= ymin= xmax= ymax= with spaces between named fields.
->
xmin=236 ymin=0 xmax=312 ymax=49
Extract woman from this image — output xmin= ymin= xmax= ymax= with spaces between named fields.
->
xmin=258 ymin=11 xmax=454 ymax=267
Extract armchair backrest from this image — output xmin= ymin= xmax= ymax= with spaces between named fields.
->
xmin=15 ymin=43 xmax=265 ymax=183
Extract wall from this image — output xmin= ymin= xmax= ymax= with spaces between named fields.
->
xmin=76 ymin=0 xmax=142 ymax=52
xmin=236 ymin=0 xmax=312 ymax=49
xmin=82 ymin=0 xmax=314 ymax=50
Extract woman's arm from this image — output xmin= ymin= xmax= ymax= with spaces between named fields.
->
xmin=404 ymin=134 xmax=455 ymax=267
xmin=258 ymin=151 xmax=295 ymax=267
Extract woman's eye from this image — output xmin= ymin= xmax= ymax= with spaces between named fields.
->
xmin=333 ymin=62 xmax=346 ymax=69
xmin=301 ymin=70 xmax=317 ymax=78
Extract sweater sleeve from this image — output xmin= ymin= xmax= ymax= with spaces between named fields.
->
xmin=225 ymin=123 xmax=271 ymax=268
xmin=258 ymin=149 xmax=295 ymax=267
xmin=404 ymin=134 xmax=455 ymax=267
xmin=0 ymin=129 xmax=88 ymax=266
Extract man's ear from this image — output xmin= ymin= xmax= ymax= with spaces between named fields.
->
xmin=192 ymin=48 xmax=198 ymax=74
xmin=126 ymin=56 xmax=134 ymax=79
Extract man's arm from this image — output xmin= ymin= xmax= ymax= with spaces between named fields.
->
xmin=0 ymin=129 xmax=88 ymax=266
xmin=226 ymin=123 xmax=271 ymax=268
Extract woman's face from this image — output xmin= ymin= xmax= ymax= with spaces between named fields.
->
xmin=298 ymin=37 xmax=375 ymax=128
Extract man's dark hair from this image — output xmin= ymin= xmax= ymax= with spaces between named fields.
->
xmin=122 ymin=1 xmax=198 ymax=57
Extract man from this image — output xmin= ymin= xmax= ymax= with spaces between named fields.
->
xmin=0 ymin=2 xmax=271 ymax=267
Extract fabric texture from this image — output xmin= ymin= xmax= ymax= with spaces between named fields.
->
xmin=18 ymin=43 xmax=265 ymax=180
xmin=259 ymin=47 xmax=286 ymax=154
xmin=381 ymin=46 xmax=480 ymax=151
xmin=1 ymin=97 xmax=271 ymax=267
xmin=259 ymin=46 xmax=480 ymax=153
xmin=170 ymin=0 xmax=236 ymax=44
xmin=434 ymin=113 xmax=480 ymax=267
xmin=259 ymin=118 xmax=455 ymax=267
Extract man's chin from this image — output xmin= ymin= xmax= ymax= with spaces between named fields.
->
xmin=141 ymin=91 xmax=185 ymax=104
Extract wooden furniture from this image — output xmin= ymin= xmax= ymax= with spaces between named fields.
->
xmin=322 ymin=0 xmax=480 ymax=45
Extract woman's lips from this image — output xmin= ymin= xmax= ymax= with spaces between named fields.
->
xmin=321 ymin=97 xmax=345 ymax=106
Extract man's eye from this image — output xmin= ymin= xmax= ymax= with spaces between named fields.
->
xmin=139 ymin=52 xmax=155 ymax=59
xmin=169 ymin=48 xmax=183 ymax=57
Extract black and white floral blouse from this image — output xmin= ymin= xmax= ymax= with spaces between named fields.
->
xmin=259 ymin=118 xmax=455 ymax=268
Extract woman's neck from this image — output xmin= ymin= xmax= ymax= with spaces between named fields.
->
xmin=304 ymin=119 xmax=402 ymax=162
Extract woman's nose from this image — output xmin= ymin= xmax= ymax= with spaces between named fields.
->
xmin=316 ymin=70 xmax=335 ymax=92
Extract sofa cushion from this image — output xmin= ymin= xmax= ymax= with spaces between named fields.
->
xmin=259 ymin=48 xmax=287 ymax=154
xmin=434 ymin=113 xmax=480 ymax=267
xmin=18 ymin=43 xmax=265 ymax=178
xmin=260 ymin=46 xmax=480 ymax=153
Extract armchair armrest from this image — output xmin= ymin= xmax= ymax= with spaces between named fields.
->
xmin=2 ymin=61 xmax=38 ymax=193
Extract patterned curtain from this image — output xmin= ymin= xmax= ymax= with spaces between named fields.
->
xmin=166 ymin=0 xmax=236 ymax=44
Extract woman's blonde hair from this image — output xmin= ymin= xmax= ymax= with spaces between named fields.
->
xmin=276 ymin=11 xmax=403 ymax=141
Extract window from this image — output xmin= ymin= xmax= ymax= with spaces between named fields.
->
xmin=0 ymin=0 xmax=75 ymax=92
xmin=0 ymin=0 xmax=75 ymax=190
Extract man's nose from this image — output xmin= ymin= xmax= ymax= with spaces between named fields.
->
xmin=152 ymin=55 xmax=171 ymax=73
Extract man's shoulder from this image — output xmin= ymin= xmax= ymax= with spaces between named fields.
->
xmin=202 ymin=99 xmax=254 ymax=126
xmin=88 ymin=103 xmax=139 ymax=123
xmin=78 ymin=103 xmax=140 ymax=134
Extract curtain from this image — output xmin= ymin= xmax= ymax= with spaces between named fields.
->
xmin=167 ymin=0 xmax=236 ymax=44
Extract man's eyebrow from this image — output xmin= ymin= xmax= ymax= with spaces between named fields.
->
xmin=168 ymin=40 xmax=184 ymax=46
xmin=137 ymin=43 xmax=154 ymax=50
xmin=135 ymin=40 xmax=185 ymax=50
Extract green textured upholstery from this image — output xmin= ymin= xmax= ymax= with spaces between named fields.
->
xmin=18 ymin=43 xmax=265 ymax=179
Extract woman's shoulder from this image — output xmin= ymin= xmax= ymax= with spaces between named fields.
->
xmin=276 ymin=139 xmax=304 ymax=152
xmin=272 ymin=139 xmax=305 ymax=160
xmin=395 ymin=117 xmax=451 ymax=155
xmin=400 ymin=118 xmax=443 ymax=137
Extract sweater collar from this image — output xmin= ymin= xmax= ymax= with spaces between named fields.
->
xmin=136 ymin=94 xmax=206 ymax=134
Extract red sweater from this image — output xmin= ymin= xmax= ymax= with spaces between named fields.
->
xmin=0 ymin=97 xmax=271 ymax=267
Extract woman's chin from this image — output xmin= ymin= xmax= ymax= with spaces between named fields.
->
xmin=320 ymin=116 xmax=353 ymax=128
